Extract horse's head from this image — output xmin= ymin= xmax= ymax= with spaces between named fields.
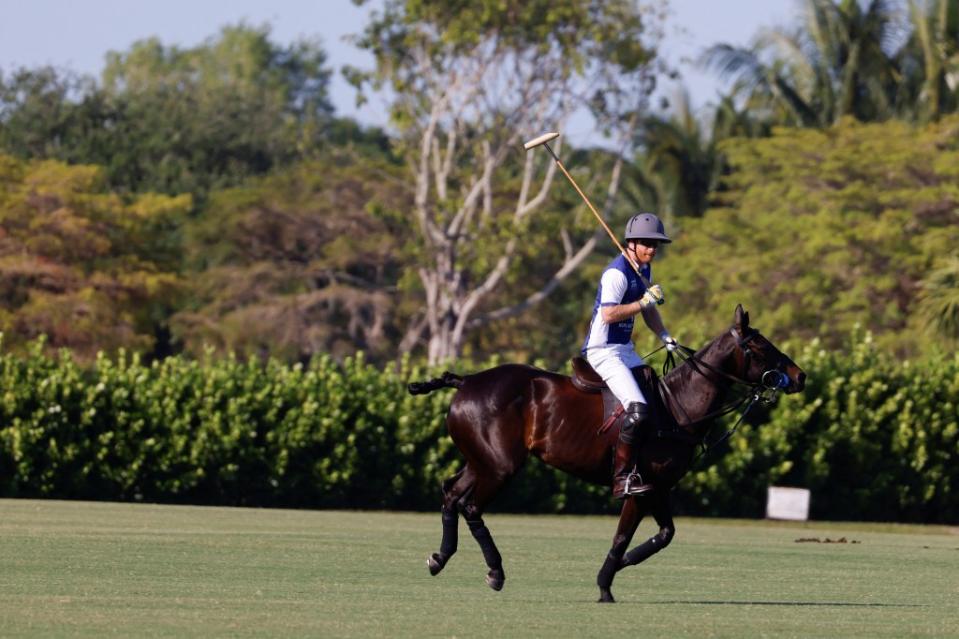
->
xmin=724 ymin=305 xmax=806 ymax=394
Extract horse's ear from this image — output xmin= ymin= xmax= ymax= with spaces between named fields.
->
xmin=734 ymin=304 xmax=749 ymax=330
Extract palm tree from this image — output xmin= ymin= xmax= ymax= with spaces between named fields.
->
xmin=711 ymin=94 xmax=772 ymax=140
xmin=630 ymin=89 xmax=722 ymax=220
xmin=626 ymin=88 xmax=771 ymax=222
xmin=700 ymin=0 xmax=905 ymax=126
xmin=897 ymin=0 xmax=959 ymax=121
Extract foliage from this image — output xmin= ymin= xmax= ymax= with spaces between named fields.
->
xmin=0 ymin=335 xmax=955 ymax=522
xmin=0 ymin=25 xmax=342 ymax=198
xmin=700 ymin=0 xmax=959 ymax=127
xmin=0 ymin=67 xmax=102 ymax=161
xmin=630 ymin=89 xmax=724 ymax=221
xmin=701 ymin=0 xmax=904 ymax=127
xmin=896 ymin=0 xmax=959 ymax=122
xmin=916 ymin=255 xmax=959 ymax=343
xmin=0 ymin=341 xmax=450 ymax=508
xmin=170 ymin=151 xmax=412 ymax=363
xmin=97 ymin=24 xmax=333 ymax=196
xmin=656 ymin=115 xmax=959 ymax=354
xmin=0 ymin=154 xmax=188 ymax=359
xmin=350 ymin=0 xmax=659 ymax=91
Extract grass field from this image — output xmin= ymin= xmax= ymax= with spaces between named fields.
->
xmin=0 ymin=499 xmax=956 ymax=638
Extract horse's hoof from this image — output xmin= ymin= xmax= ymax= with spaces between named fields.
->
xmin=486 ymin=569 xmax=505 ymax=591
xmin=427 ymin=553 xmax=446 ymax=576
xmin=597 ymin=589 xmax=616 ymax=603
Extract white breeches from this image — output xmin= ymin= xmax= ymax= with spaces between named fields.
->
xmin=585 ymin=343 xmax=647 ymax=408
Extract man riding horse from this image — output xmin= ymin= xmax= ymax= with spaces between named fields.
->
xmin=581 ymin=212 xmax=678 ymax=499
xmin=412 ymin=134 xmax=808 ymax=598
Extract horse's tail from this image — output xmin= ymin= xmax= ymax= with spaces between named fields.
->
xmin=407 ymin=371 xmax=465 ymax=395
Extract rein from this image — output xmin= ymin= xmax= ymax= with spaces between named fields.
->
xmin=641 ymin=333 xmax=785 ymax=460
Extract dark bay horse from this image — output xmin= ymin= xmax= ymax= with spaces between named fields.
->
xmin=408 ymin=305 xmax=806 ymax=602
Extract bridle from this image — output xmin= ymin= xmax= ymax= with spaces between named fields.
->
xmin=728 ymin=328 xmax=792 ymax=391
xmin=645 ymin=327 xmax=790 ymax=458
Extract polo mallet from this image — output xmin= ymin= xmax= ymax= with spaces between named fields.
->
xmin=523 ymin=131 xmax=663 ymax=305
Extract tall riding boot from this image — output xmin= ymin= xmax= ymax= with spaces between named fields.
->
xmin=611 ymin=402 xmax=654 ymax=499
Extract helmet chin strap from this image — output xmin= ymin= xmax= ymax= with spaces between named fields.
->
xmin=626 ymin=241 xmax=648 ymax=262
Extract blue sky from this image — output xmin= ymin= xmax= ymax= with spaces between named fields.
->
xmin=0 ymin=0 xmax=799 ymax=131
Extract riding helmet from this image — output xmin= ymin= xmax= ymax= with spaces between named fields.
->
xmin=624 ymin=212 xmax=671 ymax=243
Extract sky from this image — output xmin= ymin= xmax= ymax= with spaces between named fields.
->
xmin=0 ymin=0 xmax=801 ymax=135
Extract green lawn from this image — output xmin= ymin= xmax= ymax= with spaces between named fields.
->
xmin=0 ymin=499 xmax=956 ymax=637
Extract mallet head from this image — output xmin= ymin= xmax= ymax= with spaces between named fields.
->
xmin=523 ymin=132 xmax=560 ymax=150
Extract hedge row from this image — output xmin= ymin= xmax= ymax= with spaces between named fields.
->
xmin=0 ymin=341 xmax=457 ymax=509
xmin=0 ymin=335 xmax=956 ymax=522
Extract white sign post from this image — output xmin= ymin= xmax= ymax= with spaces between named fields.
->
xmin=766 ymin=486 xmax=811 ymax=521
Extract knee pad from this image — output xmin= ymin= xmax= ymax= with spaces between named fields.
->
xmin=620 ymin=402 xmax=649 ymax=442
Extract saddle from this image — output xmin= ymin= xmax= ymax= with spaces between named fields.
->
xmin=570 ymin=356 xmax=680 ymax=438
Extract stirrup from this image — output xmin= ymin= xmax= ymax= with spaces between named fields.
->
xmin=624 ymin=472 xmax=654 ymax=496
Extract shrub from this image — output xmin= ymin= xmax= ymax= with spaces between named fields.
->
xmin=0 ymin=334 xmax=955 ymax=522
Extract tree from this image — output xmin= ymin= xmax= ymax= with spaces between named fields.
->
xmin=0 ymin=25 xmax=339 ymax=198
xmin=350 ymin=0 xmax=666 ymax=363
xmin=96 ymin=24 xmax=333 ymax=196
xmin=0 ymin=154 xmax=188 ymax=360
xmin=0 ymin=67 xmax=89 ymax=159
xmin=700 ymin=0 xmax=904 ymax=127
xmin=654 ymin=115 xmax=959 ymax=356
xmin=897 ymin=0 xmax=959 ymax=121
xmin=631 ymin=89 xmax=723 ymax=221
xmin=170 ymin=151 xmax=412 ymax=362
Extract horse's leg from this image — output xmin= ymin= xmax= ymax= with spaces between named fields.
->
xmin=597 ymin=496 xmax=647 ymax=603
xmin=620 ymin=492 xmax=675 ymax=569
xmin=459 ymin=464 xmax=519 ymax=592
xmin=442 ymin=374 xmax=531 ymax=592
xmin=427 ymin=467 xmax=468 ymax=576
xmin=462 ymin=505 xmax=504 ymax=591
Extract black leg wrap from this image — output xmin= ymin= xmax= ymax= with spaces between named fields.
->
xmin=596 ymin=552 xmax=620 ymax=589
xmin=439 ymin=507 xmax=458 ymax=557
xmin=622 ymin=527 xmax=674 ymax=567
xmin=467 ymin=516 xmax=504 ymax=591
xmin=467 ymin=517 xmax=502 ymax=569
xmin=428 ymin=508 xmax=460 ymax=576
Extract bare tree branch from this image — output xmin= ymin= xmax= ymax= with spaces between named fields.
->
xmin=468 ymin=229 xmax=603 ymax=328
xmin=399 ymin=311 xmax=429 ymax=353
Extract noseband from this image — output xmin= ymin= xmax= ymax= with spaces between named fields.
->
xmin=729 ymin=328 xmax=789 ymax=390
